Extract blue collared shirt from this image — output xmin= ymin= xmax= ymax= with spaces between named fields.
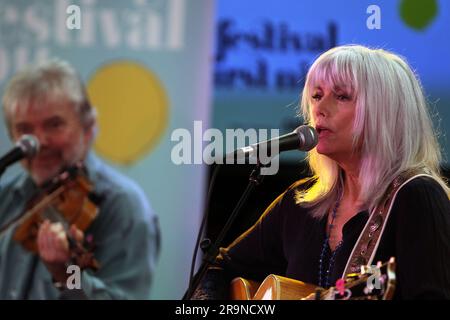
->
xmin=0 ymin=153 xmax=160 ymax=299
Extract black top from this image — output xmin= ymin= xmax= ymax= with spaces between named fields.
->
xmin=196 ymin=176 xmax=450 ymax=300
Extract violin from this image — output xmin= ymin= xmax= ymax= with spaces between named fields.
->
xmin=12 ymin=164 xmax=100 ymax=271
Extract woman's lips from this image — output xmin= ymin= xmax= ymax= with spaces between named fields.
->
xmin=316 ymin=126 xmax=333 ymax=138
xmin=318 ymin=129 xmax=332 ymax=138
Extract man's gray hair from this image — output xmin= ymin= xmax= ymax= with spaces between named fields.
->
xmin=2 ymin=58 xmax=96 ymax=133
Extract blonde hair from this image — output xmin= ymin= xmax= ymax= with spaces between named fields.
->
xmin=2 ymin=58 xmax=96 ymax=134
xmin=297 ymin=45 xmax=449 ymax=218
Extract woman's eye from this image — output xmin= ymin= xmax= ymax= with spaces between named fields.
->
xmin=336 ymin=94 xmax=351 ymax=101
xmin=312 ymin=94 xmax=322 ymax=101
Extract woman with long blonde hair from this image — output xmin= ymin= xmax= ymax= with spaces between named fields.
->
xmin=193 ymin=45 xmax=450 ymax=299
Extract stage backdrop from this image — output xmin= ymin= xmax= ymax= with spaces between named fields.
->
xmin=213 ymin=0 xmax=450 ymax=164
xmin=0 ymin=0 xmax=214 ymax=299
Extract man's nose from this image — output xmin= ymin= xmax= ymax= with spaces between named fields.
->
xmin=34 ymin=129 xmax=50 ymax=148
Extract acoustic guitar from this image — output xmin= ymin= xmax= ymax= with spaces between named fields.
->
xmin=230 ymin=257 xmax=396 ymax=300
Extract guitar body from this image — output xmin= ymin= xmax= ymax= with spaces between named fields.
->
xmin=230 ymin=278 xmax=261 ymax=300
xmin=230 ymin=275 xmax=318 ymax=300
xmin=230 ymin=257 xmax=396 ymax=300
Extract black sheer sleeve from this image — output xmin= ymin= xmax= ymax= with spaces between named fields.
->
xmin=191 ymin=179 xmax=314 ymax=300
xmin=216 ymin=190 xmax=289 ymax=281
xmin=391 ymin=176 xmax=450 ymax=299
xmin=191 ymin=191 xmax=288 ymax=300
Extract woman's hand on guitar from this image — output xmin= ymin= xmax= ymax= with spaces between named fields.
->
xmin=37 ymin=219 xmax=84 ymax=282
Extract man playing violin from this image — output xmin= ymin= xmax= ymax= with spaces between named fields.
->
xmin=0 ymin=59 xmax=160 ymax=299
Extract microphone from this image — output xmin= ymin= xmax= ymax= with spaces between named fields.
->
xmin=0 ymin=134 xmax=40 ymax=173
xmin=226 ymin=125 xmax=318 ymax=161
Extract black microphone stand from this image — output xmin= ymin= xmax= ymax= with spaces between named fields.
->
xmin=182 ymin=161 xmax=266 ymax=300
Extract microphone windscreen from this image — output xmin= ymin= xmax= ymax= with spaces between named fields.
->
xmin=295 ymin=125 xmax=318 ymax=151
xmin=17 ymin=134 xmax=40 ymax=157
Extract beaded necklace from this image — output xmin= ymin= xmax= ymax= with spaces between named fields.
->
xmin=318 ymin=198 xmax=343 ymax=288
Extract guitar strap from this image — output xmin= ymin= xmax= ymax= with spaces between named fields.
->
xmin=342 ymin=170 xmax=435 ymax=277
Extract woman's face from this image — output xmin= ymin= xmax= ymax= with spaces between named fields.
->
xmin=310 ymin=83 xmax=359 ymax=163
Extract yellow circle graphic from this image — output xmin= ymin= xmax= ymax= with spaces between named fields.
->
xmin=87 ymin=61 xmax=169 ymax=165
